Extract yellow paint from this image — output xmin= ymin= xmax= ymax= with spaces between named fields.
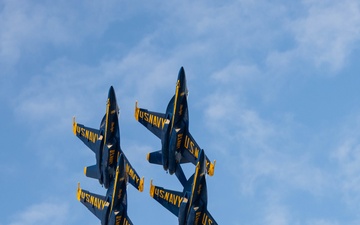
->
xmin=134 ymin=101 xmax=139 ymax=121
xmin=110 ymin=121 xmax=115 ymax=133
xmin=201 ymin=213 xmax=214 ymax=225
xmin=83 ymin=167 xmax=87 ymax=176
xmin=76 ymin=183 xmax=81 ymax=201
xmin=152 ymin=185 xmax=183 ymax=208
xmin=103 ymin=98 xmax=110 ymax=151
xmin=176 ymin=133 xmax=183 ymax=150
xmin=149 ymin=180 xmax=155 ymax=198
xmin=72 ymin=117 xmax=77 ymax=136
xmin=109 ymin=149 xmax=116 ymax=165
xmin=184 ymin=135 xmax=199 ymax=159
xmin=116 ymin=215 xmax=121 ymax=225
xmin=195 ymin=211 xmax=201 ymax=224
xmin=110 ymin=160 xmax=120 ymax=214
xmin=126 ymin=163 xmax=141 ymax=188
xmin=188 ymin=161 xmax=200 ymax=215
xmin=76 ymin=126 xmax=99 ymax=143
xmin=115 ymin=215 xmax=131 ymax=225
xmin=138 ymin=177 xmax=144 ymax=192
xmin=207 ymin=160 xmax=216 ymax=176
xmin=178 ymin=103 xmax=183 ymax=116
xmin=137 ymin=110 xmax=167 ymax=130
xmin=78 ymin=189 xmax=107 ymax=210
xmin=183 ymin=135 xmax=216 ymax=176
xmin=171 ymin=80 xmax=180 ymax=131
xmin=123 ymin=217 xmax=131 ymax=225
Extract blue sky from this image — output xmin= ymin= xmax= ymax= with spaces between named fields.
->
xmin=1 ymin=0 xmax=360 ymax=224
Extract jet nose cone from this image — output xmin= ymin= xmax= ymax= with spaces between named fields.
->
xmin=178 ymin=67 xmax=186 ymax=81
xmin=177 ymin=67 xmax=187 ymax=94
xmin=108 ymin=86 xmax=119 ymax=112
xmin=108 ymin=86 xmax=116 ymax=99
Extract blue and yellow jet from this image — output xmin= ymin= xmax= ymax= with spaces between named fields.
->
xmin=73 ymin=86 xmax=144 ymax=191
xmin=135 ymin=67 xmax=215 ymax=185
xmin=77 ymin=153 xmax=134 ymax=225
xmin=149 ymin=149 xmax=218 ymax=225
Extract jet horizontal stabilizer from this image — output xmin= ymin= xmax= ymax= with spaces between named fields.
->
xmin=84 ymin=165 xmax=101 ymax=180
xmin=147 ymin=150 xmax=163 ymax=165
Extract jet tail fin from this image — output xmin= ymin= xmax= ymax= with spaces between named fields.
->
xmin=84 ymin=165 xmax=101 ymax=180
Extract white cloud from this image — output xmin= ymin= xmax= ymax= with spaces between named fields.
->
xmin=3 ymin=1 xmax=360 ymax=225
xmin=0 ymin=0 xmax=126 ymax=70
xmin=268 ymin=0 xmax=360 ymax=73
xmin=203 ymin=78 xmax=331 ymax=197
xmin=263 ymin=201 xmax=290 ymax=225
xmin=7 ymin=202 xmax=69 ymax=225
xmin=0 ymin=0 xmax=70 ymax=66
xmin=306 ymin=220 xmax=339 ymax=225
xmin=331 ymin=116 xmax=360 ymax=206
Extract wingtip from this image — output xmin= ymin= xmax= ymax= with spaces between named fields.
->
xmin=139 ymin=177 xmax=145 ymax=192
xmin=83 ymin=167 xmax=87 ymax=176
xmin=146 ymin=153 xmax=150 ymax=162
xmin=149 ymin=179 xmax=154 ymax=198
xmin=208 ymin=160 xmax=216 ymax=176
xmin=134 ymin=101 xmax=139 ymax=121
xmin=76 ymin=182 xmax=81 ymax=201
xmin=72 ymin=117 xmax=77 ymax=136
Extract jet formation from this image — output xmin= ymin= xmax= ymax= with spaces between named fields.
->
xmin=135 ymin=67 xmax=218 ymax=225
xmin=135 ymin=67 xmax=215 ymax=186
xmin=150 ymin=149 xmax=217 ymax=225
xmin=73 ymin=67 xmax=218 ymax=225
xmin=73 ymin=86 xmax=143 ymax=225
xmin=77 ymin=153 xmax=133 ymax=225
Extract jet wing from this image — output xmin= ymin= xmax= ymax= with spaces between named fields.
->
xmin=123 ymin=214 xmax=134 ymax=225
xmin=77 ymin=183 xmax=108 ymax=221
xmin=182 ymin=132 xmax=215 ymax=176
xmin=149 ymin=180 xmax=183 ymax=217
xmin=123 ymin=155 xmax=144 ymax=192
xmin=134 ymin=102 xmax=168 ymax=139
xmin=202 ymin=209 xmax=218 ymax=225
xmin=109 ymin=211 xmax=133 ymax=225
xmin=73 ymin=117 xmax=102 ymax=154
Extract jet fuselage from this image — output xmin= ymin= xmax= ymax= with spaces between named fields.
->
xmin=164 ymin=67 xmax=189 ymax=175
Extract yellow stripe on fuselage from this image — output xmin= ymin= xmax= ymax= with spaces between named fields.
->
xmin=110 ymin=157 xmax=120 ymax=216
xmin=188 ymin=161 xmax=200 ymax=216
xmin=103 ymin=98 xmax=110 ymax=154
xmin=170 ymin=80 xmax=180 ymax=132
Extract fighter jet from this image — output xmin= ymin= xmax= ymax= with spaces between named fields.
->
xmin=134 ymin=67 xmax=215 ymax=184
xmin=77 ymin=153 xmax=134 ymax=225
xmin=149 ymin=149 xmax=217 ymax=225
xmin=73 ymin=86 xmax=144 ymax=191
